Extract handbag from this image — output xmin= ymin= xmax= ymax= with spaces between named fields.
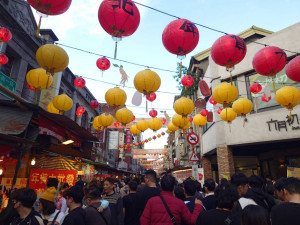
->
xmin=160 ymin=196 xmax=176 ymax=225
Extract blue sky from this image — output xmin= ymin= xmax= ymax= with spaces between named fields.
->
xmin=34 ymin=0 xmax=300 ymax=149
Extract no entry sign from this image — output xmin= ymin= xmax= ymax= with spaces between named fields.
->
xmin=187 ymin=132 xmax=199 ymax=145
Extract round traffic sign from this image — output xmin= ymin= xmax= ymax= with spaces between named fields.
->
xmin=187 ymin=132 xmax=199 ymax=145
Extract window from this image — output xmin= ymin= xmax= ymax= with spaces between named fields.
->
xmin=81 ymin=111 xmax=88 ymax=129
xmin=0 ymin=47 xmax=15 ymax=77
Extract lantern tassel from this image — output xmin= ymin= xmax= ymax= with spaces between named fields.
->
xmin=230 ymin=71 xmax=233 ymax=85
xmin=254 ymin=95 xmax=259 ymax=113
xmin=36 ymin=16 xmax=42 ymax=38
xmin=179 ymin=61 xmax=182 ymax=78
xmin=272 ymin=76 xmax=276 ymax=94
xmin=114 ymin=41 xmax=118 ymax=59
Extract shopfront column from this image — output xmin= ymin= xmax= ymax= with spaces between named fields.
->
xmin=202 ymin=156 xmax=212 ymax=180
xmin=217 ymin=145 xmax=235 ymax=182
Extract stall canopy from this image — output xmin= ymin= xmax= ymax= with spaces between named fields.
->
xmin=33 ymin=155 xmax=80 ymax=171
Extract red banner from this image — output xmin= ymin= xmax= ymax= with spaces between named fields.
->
xmin=29 ymin=169 xmax=77 ymax=194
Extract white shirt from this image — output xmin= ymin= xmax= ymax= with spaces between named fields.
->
xmin=239 ymin=197 xmax=257 ymax=209
xmin=43 ymin=209 xmax=65 ymax=225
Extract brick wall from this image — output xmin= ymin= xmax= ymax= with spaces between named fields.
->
xmin=202 ymin=156 xmax=212 ymax=179
xmin=217 ymin=145 xmax=235 ymax=182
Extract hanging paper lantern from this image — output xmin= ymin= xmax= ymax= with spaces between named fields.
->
xmin=93 ymin=117 xmax=104 ymax=131
xmin=249 ymin=83 xmax=262 ymax=94
xmin=98 ymin=113 xmax=114 ymax=127
xmin=74 ymin=77 xmax=86 ymax=89
xmin=207 ymin=111 xmax=213 ymax=122
xmin=76 ymin=106 xmax=86 ymax=117
xmin=212 ymin=82 xmax=238 ymax=108
xmin=105 ymin=87 xmax=127 ymax=107
xmin=96 ymin=57 xmax=111 ymax=72
xmin=134 ymin=69 xmax=161 ymax=95
xmin=166 ymin=130 xmax=170 ymax=134
xmin=148 ymin=118 xmax=163 ymax=131
xmin=209 ymin=96 xmax=217 ymax=105
xmin=0 ymin=27 xmax=12 ymax=42
xmin=220 ymin=108 xmax=237 ymax=123
xmin=47 ymin=102 xmax=59 ymax=114
xmin=114 ymin=122 xmax=120 ymax=128
xmin=130 ymin=124 xmax=141 ymax=135
xmin=27 ymin=84 xmax=35 ymax=91
xmin=200 ymin=109 xmax=209 ymax=117
xmin=182 ymin=122 xmax=191 ymax=130
xmin=145 ymin=139 xmax=148 ymax=143
xmin=261 ymin=94 xmax=271 ymax=103
xmin=217 ymin=108 xmax=223 ymax=114
xmin=153 ymin=136 xmax=157 ymax=140
xmin=232 ymin=97 xmax=253 ymax=117
xmin=189 ymin=117 xmax=193 ymax=122
xmin=172 ymin=114 xmax=189 ymax=129
xmin=52 ymin=94 xmax=73 ymax=113
xmin=90 ymin=100 xmax=99 ymax=110
xmin=181 ymin=75 xmax=194 ymax=88
xmin=26 ymin=68 xmax=53 ymax=90
xmin=193 ymin=114 xmax=207 ymax=127
xmin=132 ymin=116 xmax=135 ymax=121
xmin=211 ymin=34 xmax=247 ymax=69
xmin=161 ymin=132 xmax=165 ymax=136
xmin=98 ymin=0 xmax=140 ymax=58
xmin=146 ymin=93 xmax=157 ymax=102
xmin=149 ymin=109 xmax=158 ymax=118
xmin=161 ymin=118 xmax=167 ymax=125
xmin=148 ymin=137 xmax=152 ymax=141
xmin=136 ymin=120 xmax=148 ymax=132
xmin=138 ymin=142 xmax=142 ymax=145
xmin=115 ymin=108 xmax=133 ymax=125
xmin=174 ymin=97 xmax=194 ymax=117
xmin=167 ymin=122 xmax=178 ymax=132
xmin=275 ymin=86 xmax=300 ymax=115
xmin=0 ymin=54 xmax=8 ymax=66
xmin=286 ymin=56 xmax=300 ymax=82
xmin=36 ymin=44 xmax=69 ymax=75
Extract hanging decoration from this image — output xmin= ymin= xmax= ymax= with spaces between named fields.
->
xmin=275 ymin=86 xmax=300 ymax=116
xmin=105 ymin=87 xmax=127 ymax=108
xmin=212 ymin=82 xmax=238 ymax=108
xmin=98 ymin=0 xmax=140 ymax=58
xmin=114 ymin=122 xmax=120 ymax=128
xmin=113 ymin=64 xmax=129 ymax=87
xmin=261 ymin=94 xmax=271 ymax=103
xmin=249 ymin=82 xmax=262 ymax=112
xmin=146 ymin=93 xmax=157 ymax=102
xmin=149 ymin=109 xmax=158 ymax=118
xmin=209 ymin=96 xmax=217 ymax=105
xmin=90 ymin=100 xmax=99 ymax=110
xmin=162 ymin=19 xmax=199 ymax=77
xmin=27 ymin=0 xmax=72 ymax=37
xmin=36 ymin=44 xmax=69 ymax=75
xmin=207 ymin=111 xmax=213 ymax=122
xmin=252 ymin=46 xmax=287 ymax=93
xmin=52 ymin=94 xmax=73 ymax=113
xmin=193 ymin=114 xmax=207 ymax=127
xmin=134 ymin=69 xmax=161 ymax=95
xmin=181 ymin=75 xmax=194 ymax=88
xmin=93 ymin=117 xmax=104 ymax=131
xmin=174 ymin=96 xmax=194 ymax=117
xmin=0 ymin=53 xmax=8 ymax=66
xmin=130 ymin=124 xmax=141 ymax=135
xmin=200 ymin=109 xmax=209 ymax=117
xmin=27 ymin=84 xmax=35 ymax=91
xmin=211 ymin=34 xmax=247 ymax=84
xmin=217 ymin=108 xmax=223 ymax=114
xmin=148 ymin=118 xmax=163 ymax=131
xmin=96 ymin=57 xmax=110 ymax=76
xmin=74 ymin=77 xmax=86 ymax=89
xmin=172 ymin=114 xmax=189 ymax=129
xmin=182 ymin=122 xmax=191 ymax=130
xmin=232 ymin=97 xmax=253 ymax=126
xmin=136 ymin=120 xmax=148 ymax=132
xmin=0 ymin=27 xmax=12 ymax=43
xmin=98 ymin=113 xmax=114 ymax=127
xmin=132 ymin=91 xmax=143 ymax=106
xmin=161 ymin=118 xmax=167 ymax=125
xmin=47 ymin=102 xmax=59 ymax=114
xmin=286 ymin=56 xmax=300 ymax=82
xmin=76 ymin=106 xmax=86 ymax=117
xmin=167 ymin=122 xmax=178 ymax=132
xmin=194 ymin=98 xmax=206 ymax=109
xmin=115 ymin=107 xmax=133 ymax=125
xmin=199 ymin=80 xmax=211 ymax=97
xmin=189 ymin=117 xmax=193 ymax=122
xmin=220 ymin=108 xmax=237 ymax=124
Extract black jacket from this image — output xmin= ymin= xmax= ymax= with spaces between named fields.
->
xmin=245 ymin=188 xmax=275 ymax=211
xmin=62 ymin=207 xmax=86 ymax=225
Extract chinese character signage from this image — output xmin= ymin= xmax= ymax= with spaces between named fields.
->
xmin=29 ymin=169 xmax=77 ymax=195
xmin=1 ymin=178 xmax=27 ymax=189
xmin=266 ymin=114 xmax=300 ymax=132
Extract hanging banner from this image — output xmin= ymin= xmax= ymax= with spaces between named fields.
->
xmin=29 ymin=169 xmax=77 ymax=195
xmin=132 ymin=148 xmax=168 ymax=154
xmin=287 ymin=167 xmax=300 ymax=179
xmin=172 ymin=169 xmax=192 ymax=180
xmin=1 ymin=178 xmax=28 ymax=189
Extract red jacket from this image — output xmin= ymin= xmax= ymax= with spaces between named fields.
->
xmin=140 ymin=191 xmax=203 ymax=225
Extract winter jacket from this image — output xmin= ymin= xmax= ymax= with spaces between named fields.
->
xmin=140 ymin=191 xmax=203 ymax=225
xmin=245 ymin=188 xmax=275 ymax=212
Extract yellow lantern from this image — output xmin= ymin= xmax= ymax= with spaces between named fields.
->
xmin=275 ymin=86 xmax=300 ymax=115
xmin=134 ymin=69 xmax=161 ymax=95
xmin=52 ymin=94 xmax=73 ymax=113
xmin=220 ymin=108 xmax=237 ymax=123
xmin=98 ymin=114 xmax=114 ymax=127
xmin=212 ymin=82 xmax=238 ymax=107
xmin=36 ymin=44 xmax=69 ymax=75
xmin=105 ymin=87 xmax=127 ymax=107
xmin=130 ymin=124 xmax=141 ymax=135
xmin=167 ymin=122 xmax=178 ymax=132
xmin=174 ymin=97 xmax=194 ymax=117
xmin=115 ymin=108 xmax=133 ymax=125
xmin=136 ymin=120 xmax=148 ymax=132
xmin=93 ymin=117 xmax=104 ymax=131
xmin=148 ymin=118 xmax=163 ymax=131
xmin=148 ymin=137 xmax=152 ymax=141
xmin=157 ymin=134 xmax=161 ymax=138
xmin=182 ymin=122 xmax=191 ymax=130
xmin=47 ymin=102 xmax=59 ymax=114
xmin=193 ymin=114 xmax=207 ymax=127
xmin=172 ymin=114 xmax=189 ymax=128
xmin=232 ymin=97 xmax=253 ymax=117
xmin=166 ymin=130 xmax=170 ymax=133
xmin=26 ymin=68 xmax=53 ymax=90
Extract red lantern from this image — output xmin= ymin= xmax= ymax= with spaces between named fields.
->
xmin=27 ymin=84 xmax=35 ymax=91
xmin=153 ymin=136 xmax=157 ymax=140
xmin=181 ymin=75 xmax=194 ymax=87
xmin=249 ymin=83 xmax=262 ymax=94
xmin=211 ymin=34 xmax=247 ymax=69
xmin=146 ymin=93 xmax=156 ymax=102
xmin=74 ymin=77 xmax=85 ymax=89
xmin=114 ymin=122 xmax=120 ymax=127
xmin=76 ymin=106 xmax=85 ymax=117
xmin=90 ymin=100 xmax=99 ymax=110
xmin=161 ymin=132 xmax=165 ymax=136
xmin=209 ymin=96 xmax=217 ymax=105
xmin=98 ymin=0 xmax=140 ymax=58
xmin=149 ymin=109 xmax=158 ymax=118
xmin=0 ymin=54 xmax=8 ymax=66
xmin=189 ymin=117 xmax=193 ymax=122
xmin=217 ymin=108 xmax=223 ymax=114
xmin=200 ymin=109 xmax=208 ymax=117
xmin=286 ymin=56 xmax=300 ymax=82
xmin=161 ymin=118 xmax=166 ymax=125
xmin=132 ymin=116 xmax=135 ymax=121
xmin=96 ymin=57 xmax=111 ymax=72
xmin=145 ymin=139 xmax=148 ymax=143
xmin=0 ymin=27 xmax=12 ymax=42
xmin=139 ymin=142 xmax=142 ymax=145
xmin=261 ymin=94 xmax=271 ymax=103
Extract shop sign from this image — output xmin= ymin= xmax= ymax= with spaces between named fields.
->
xmin=1 ymin=178 xmax=27 ymax=189
xmin=172 ymin=169 xmax=192 ymax=180
xmin=266 ymin=114 xmax=300 ymax=132
xmin=132 ymin=148 xmax=168 ymax=154
xmin=29 ymin=169 xmax=76 ymax=195
xmin=287 ymin=167 xmax=300 ymax=179
xmin=108 ymin=131 xmax=119 ymax=150
xmin=0 ymin=72 xmax=16 ymax=99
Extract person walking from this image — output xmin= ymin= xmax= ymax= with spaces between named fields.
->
xmin=10 ymin=188 xmax=44 ymax=225
xmin=123 ymin=181 xmax=140 ymax=225
xmin=140 ymin=175 xmax=203 ymax=225
xmin=84 ymin=187 xmax=111 ymax=225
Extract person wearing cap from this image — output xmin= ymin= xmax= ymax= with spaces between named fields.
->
xmin=38 ymin=187 xmax=65 ymax=225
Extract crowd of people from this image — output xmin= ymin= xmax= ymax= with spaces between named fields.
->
xmin=0 ymin=171 xmax=299 ymax=225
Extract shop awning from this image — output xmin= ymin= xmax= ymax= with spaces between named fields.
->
xmin=32 ymin=155 xmax=80 ymax=171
